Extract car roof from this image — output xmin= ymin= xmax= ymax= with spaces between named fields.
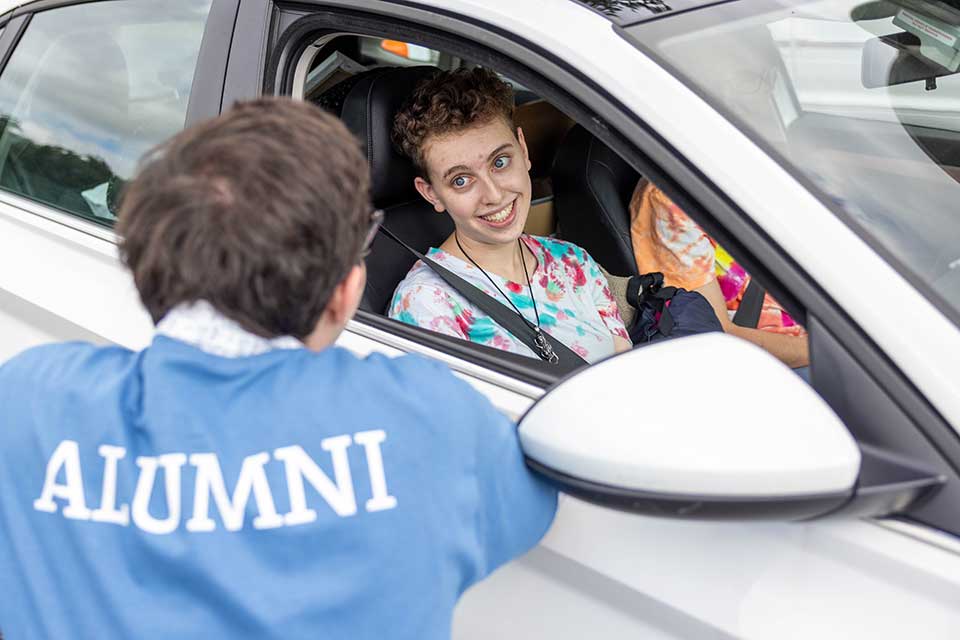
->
xmin=0 ymin=1 xmax=23 ymax=19
xmin=0 ymin=0 xmax=736 ymax=27
xmin=567 ymin=0 xmax=738 ymax=26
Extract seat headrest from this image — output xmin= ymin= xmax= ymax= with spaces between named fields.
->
xmin=551 ymin=125 xmax=640 ymax=276
xmin=340 ymin=66 xmax=439 ymax=208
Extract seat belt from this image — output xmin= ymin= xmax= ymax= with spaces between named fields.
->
xmin=732 ymin=278 xmax=765 ymax=328
xmin=378 ymin=226 xmax=589 ymax=376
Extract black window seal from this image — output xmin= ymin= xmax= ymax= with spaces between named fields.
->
xmin=266 ymin=2 xmax=959 ymax=489
xmin=356 ymin=311 xmax=564 ymax=388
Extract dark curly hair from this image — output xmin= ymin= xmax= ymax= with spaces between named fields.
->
xmin=117 ymin=98 xmax=371 ymax=339
xmin=392 ymin=67 xmax=515 ymax=179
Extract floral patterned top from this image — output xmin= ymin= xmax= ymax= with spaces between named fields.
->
xmin=388 ymin=235 xmax=630 ymax=363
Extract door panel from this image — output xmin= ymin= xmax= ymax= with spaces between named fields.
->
xmin=0 ymin=201 xmax=152 ymax=358
xmin=455 ymin=497 xmax=960 ymax=639
xmin=455 ymin=546 xmax=716 ymax=640
xmin=0 ymin=287 xmax=108 ymax=363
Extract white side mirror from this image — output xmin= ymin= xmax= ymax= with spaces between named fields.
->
xmin=519 ymin=334 xmax=863 ymax=520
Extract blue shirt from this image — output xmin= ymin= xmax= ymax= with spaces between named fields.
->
xmin=0 ymin=326 xmax=556 ymax=637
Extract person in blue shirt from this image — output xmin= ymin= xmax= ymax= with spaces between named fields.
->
xmin=0 ymin=98 xmax=557 ymax=639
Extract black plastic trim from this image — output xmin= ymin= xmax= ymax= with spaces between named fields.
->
xmin=355 ymin=310 xmax=561 ymax=388
xmin=221 ymin=0 xmax=272 ymax=107
xmin=526 ymin=458 xmax=851 ymax=521
xmin=527 ymin=444 xmax=944 ymax=522
xmin=822 ymin=445 xmax=946 ymax=520
xmin=809 ymin=315 xmax=960 ymax=535
xmin=0 ymin=14 xmax=28 ymax=75
xmin=184 ymin=0 xmax=241 ymax=126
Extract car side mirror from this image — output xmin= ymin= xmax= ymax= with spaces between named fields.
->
xmin=519 ymin=334 xmax=943 ymax=520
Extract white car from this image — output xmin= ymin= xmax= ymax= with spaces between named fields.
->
xmin=1 ymin=0 xmax=959 ymax=637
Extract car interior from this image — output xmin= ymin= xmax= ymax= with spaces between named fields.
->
xmin=294 ymin=34 xmax=699 ymax=354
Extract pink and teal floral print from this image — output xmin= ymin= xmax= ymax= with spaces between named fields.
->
xmin=389 ymin=235 xmax=629 ymax=364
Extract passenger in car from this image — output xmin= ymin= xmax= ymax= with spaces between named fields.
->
xmin=387 ymin=68 xmax=633 ymax=363
xmin=629 ymin=180 xmax=810 ymax=368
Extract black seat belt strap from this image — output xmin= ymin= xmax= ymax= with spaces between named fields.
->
xmin=379 ymin=226 xmax=588 ymax=375
xmin=732 ymin=278 xmax=765 ymax=328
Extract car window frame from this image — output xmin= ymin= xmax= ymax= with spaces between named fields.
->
xmin=264 ymin=0 xmax=960 ymax=535
xmin=0 ymin=0 xmax=240 ymax=240
xmin=265 ymin=2 xmax=812 ymax=381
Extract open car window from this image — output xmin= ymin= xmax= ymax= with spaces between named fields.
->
xmin=285 ymin=30 xmax=806 ymax=385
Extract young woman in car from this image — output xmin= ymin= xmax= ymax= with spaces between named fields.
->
xmin=387 ymin=68 xmax=632 ymax=363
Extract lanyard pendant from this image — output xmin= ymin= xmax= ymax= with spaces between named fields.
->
xmin=533 ymin=327 xmax=560 ymax=364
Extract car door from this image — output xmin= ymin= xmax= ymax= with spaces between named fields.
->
xmin=248 ymin=1 xmax=960 ymax=638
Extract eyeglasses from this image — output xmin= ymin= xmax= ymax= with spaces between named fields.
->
xmin=360 ymin=208 xmax=384 ymax=261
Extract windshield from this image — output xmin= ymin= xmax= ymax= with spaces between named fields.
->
xmin=627 ymin=0 xmax=960 ymax=323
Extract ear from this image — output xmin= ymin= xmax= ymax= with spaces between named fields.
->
xmin=303 ymin=263 xmax=366 ymax=351
xmin=414 ymin=176 xmax=446 ymax=213
xmin=516 ymin=126 xmax=532 ymax=171
xmin=326 ymin=264 xmax=366 ymax=326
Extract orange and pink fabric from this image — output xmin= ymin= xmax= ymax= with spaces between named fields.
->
xmin=629 ymin=182 xmax=805 ymax=337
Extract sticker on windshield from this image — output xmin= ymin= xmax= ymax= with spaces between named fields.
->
xmin=896 ymin=9 xmax=959 ymax=48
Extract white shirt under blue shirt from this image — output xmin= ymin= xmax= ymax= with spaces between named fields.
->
xmin=0 ymin=301 xmax=557 ymax=639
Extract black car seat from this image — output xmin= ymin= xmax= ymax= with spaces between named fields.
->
xmin=335 ymin=66 xmax=454 ymax=314
xmin=551 ymin=124 xmax=640 ymax=276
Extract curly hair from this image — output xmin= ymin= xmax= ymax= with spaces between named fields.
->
xmin=392 ymin=67 xmax=515 ymax=178
xmin=117 ymin=98 xmax=371 ymax=339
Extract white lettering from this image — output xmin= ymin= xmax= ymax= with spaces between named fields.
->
xmin=353 ymin=430 xmax=398 ymax=512
xmin=34 ymin=432 xmax=395 ymax=534
xmin=33 ymin=440 xmax=91 ymax=520
xmin=91 ymin=445 xmax=129 ymax=525
xmin=186 ymin=452 xmax=283 ymax=532
xmin=275 ymin=437 xmax=356 ymax=525
xmin=131 ymin=453 xmax=187 ymax=535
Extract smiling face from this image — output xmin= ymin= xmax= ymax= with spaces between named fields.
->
xmin=414 ymin=117 xmax=533 ymax=248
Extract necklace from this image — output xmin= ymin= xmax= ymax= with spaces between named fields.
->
xmin=454 ymin=233 xmax=558 ymax=363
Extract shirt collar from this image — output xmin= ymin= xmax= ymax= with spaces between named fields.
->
xmin=156 ymin=300 xmax=303 ymax=358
